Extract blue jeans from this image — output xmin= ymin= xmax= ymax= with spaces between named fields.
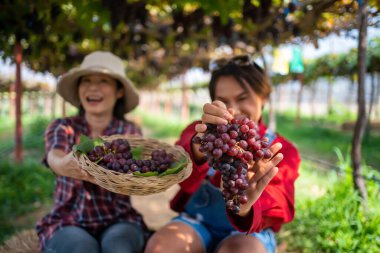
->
xmin=44 ymin=222 xmax=145 ymax=253
xmin=173 ymin=181 xmax=276 ymax=253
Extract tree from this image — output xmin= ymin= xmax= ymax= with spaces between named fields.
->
xmin=352 ymin=0 xmax=369 ymax=206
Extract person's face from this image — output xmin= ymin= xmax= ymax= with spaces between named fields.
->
xmin=214 ymin=75 xmax=266 ymax=122
xmin=78 ymin=74 xmax=124 ymax=117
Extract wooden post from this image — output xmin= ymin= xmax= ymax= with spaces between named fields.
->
xmin=14 ymin=42 xmax=23 ymax=163
xmin=62 ymin=99 xmax=66 ymax=117
xmin=9 ymin=83 xmax=15 ymax=120
xmin=181 ymin=74 xmax=189 ymax=121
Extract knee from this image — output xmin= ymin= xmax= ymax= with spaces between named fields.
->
xmin=101 ymin=223 xmax=145 ymax=253
xmin=144 ymin=233 xmax=165 ymax=253
xmin=45 ymin=227 xmax=99 ymax=253
xmin=217 ymin=236 xmax=266 ymax=253
xmin=145 ymin=231 xmax=185 ymax=253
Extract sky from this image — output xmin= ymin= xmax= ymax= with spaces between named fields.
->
xmin=1 ymin=28 xmax=379 ymax=89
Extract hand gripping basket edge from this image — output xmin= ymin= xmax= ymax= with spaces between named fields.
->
xmin=74 ymin=135 xmax=193 ymax=196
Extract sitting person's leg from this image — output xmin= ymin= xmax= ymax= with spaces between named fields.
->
xmin=216 ymin=228 xmax=276 ymax=253
xmin=144 ymin=221 xmax=206 ymax=253
xmin=100 ymin=222 xmax=145 ymax=253
xmin=44 ymin=226 xmax=99 ymax=253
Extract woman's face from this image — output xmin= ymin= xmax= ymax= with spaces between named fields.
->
xmin=78 ymin=74 xmax=124 ymax=117
xmin=214 ymin=75 xmax=266 ymax=123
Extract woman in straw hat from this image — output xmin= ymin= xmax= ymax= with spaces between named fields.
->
xmin=36 ymin=51 xmax=149 ymax=253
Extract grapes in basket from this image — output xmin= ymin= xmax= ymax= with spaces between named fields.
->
xmin=193 ymin=116 xmax=273 ymax=214
xmin=73 ymin=135 xmax=186 ymax=177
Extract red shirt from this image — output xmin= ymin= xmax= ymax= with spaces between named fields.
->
xmin=170 ymin=120 xmax=300 ymax=233
xmin=36 ymin=116 xmax=148 ymax=251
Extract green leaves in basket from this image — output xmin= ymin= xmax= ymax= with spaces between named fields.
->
xmin=159 ymin=157 xmax=187 ymax=176
xmin=133 ymin=171 xmax=159 ymax=177
xmin=73 ymin=134 xmax=104 ymax=154
xmin=131 ymin=145 xmax=143 ymax=160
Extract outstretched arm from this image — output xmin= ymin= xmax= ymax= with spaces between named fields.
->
xmin=47 ymin=149 xmax=95 ymax=183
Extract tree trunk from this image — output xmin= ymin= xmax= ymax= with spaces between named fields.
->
xmin=62 ymin=99 xmax=66 ymax=117
xmin=14 ymin=42 xmax=23 ymax=163
xmin=181 ymin=73 xmax=189 ymax=121
xmin=351 ymin=0 xmax=368 ymax=206
xmin=9 ymin=83 xmax=15 ymax=120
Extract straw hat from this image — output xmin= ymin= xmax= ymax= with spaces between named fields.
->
xmin=57 ymin=51 xmax=139 ymax=113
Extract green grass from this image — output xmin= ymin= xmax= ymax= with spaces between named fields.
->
xmin=279 ymin=164 xmax=380 ymax=252
xmin=0 ymin=159 xmax=54 ymax=243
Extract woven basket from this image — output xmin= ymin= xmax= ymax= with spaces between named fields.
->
xmin=74 ymin=135 xmax=192 ymax=196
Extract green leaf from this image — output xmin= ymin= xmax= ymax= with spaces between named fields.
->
xmin=72 ymin=135 xmax=104 ymax=154
xmin=159 ymin=157 xmax=187 ymax=176
xmin=93 ymin=137 xmax=105 ymax=147
xmin=131 ymin=145 xmax=143 ymax=160
xmin=72 ymin=134 xmax=95 ymax=154
xmin=133 ymin=171 xmax=159 ymax=177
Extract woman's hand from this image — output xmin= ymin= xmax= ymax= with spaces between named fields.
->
xmin=195 ymin=100 xmax=233 ymax=134
xmin=192 ymin=101 xmax=233 ymax=163
xmin=238 ymin=142 xmax=284 ymax=217
xmin=47 ymin=149 xmax=95 ymax=183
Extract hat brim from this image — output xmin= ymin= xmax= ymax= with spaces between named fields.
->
xmin=57 ymin=66 xmax=139 ymax=114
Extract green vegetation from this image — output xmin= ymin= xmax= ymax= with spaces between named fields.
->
xmin=279 ymin=164 xmax=380 ymax=252
xmin=0 ymin=159 xmax=54 ymax=243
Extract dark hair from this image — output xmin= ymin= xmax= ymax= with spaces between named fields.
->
xmin=208 ymin=63 xmax=272 ymax=101
xmin=77 ymin=77 xmax=126 ymax=120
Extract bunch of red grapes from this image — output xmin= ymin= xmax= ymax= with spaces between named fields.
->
xmin=86 ymin=138 xmax=175 ymax=174
xmin=193 ymin=116 xmax=272 ymax=213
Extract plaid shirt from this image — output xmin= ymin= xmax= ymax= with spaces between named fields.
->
xmin=36 ymin=115 xmax=148 ymax=251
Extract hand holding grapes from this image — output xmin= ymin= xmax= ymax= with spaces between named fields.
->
xmin=193 ymin=100 xmax=283 ymax=214
xmin=47 ymin=149 xmax=95 ymax=183
xmin=195 ymin=100 xmax=234 ymax=133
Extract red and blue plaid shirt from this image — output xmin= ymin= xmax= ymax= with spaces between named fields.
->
xmin=36 ymin=115 xmax=148 ymax=251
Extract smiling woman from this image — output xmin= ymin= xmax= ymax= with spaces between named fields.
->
xmin=145 ymin=55 xmax=301 ymax=253
xmin=35 ymin=51 xmax=150 ymax=253
xmin=78 ymin=74 xmax=124 ymax=120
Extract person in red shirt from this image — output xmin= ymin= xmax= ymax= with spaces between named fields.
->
xmin=36 ymin=51 xmax=149 ymax=253
xmin=145 ymin=55 xmax=300 ymax=253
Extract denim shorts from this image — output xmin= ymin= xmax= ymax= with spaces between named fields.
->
xmin=172 ymin=181 xmax=276 ymax=253
xmin=173 ymin=213 xmax=276 ymax=253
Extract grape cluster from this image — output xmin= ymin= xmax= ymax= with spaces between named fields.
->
xmin=87 ymin=138 xmax=175 ymax=174
xmin=193 ymin=116 xmax=272 ymax=213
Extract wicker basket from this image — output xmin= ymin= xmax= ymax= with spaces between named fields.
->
xmin=74 ymin=135 xmax=192 ymax=196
